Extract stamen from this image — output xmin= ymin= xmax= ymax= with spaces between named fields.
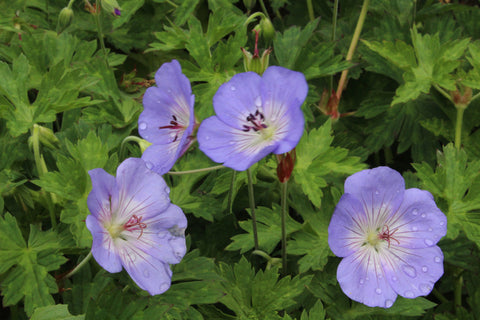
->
xmin=243 ymin=110 xmax=268 ymax=132
xmin=124 ymin=214 xmax=147 ymax=239
xmin=377 ymin=225 xmax=400 ymax=248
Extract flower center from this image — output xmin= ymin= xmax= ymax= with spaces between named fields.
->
xmin=242 ymin=110 xmax=268 ymax=132
xmin=158 ymin=114 xmax=185 ymax=142
xmin=106 ymin=214 xmax=147 ymax=240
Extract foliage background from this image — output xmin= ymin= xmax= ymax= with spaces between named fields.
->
xmin=1 ymin=0 xmax=480 ymax=319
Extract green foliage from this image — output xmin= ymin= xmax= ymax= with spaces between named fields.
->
xmin=31 ymin=304 xmax=85 ymax=320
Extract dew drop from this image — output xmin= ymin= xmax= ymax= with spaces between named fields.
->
xmin=254 ymin=96 xmax=262 ymax=107
xmin=230 ymin=86 xmax=236 ymax=91
xmin=359 ymin=279 xmax=365 ymax=285
xmin=391 ymin=276 xmax=398 ymax=282
xmin=375 ymin=190 xmax=380 ymax=195
xmin=164 ymin=186 xmax=170 ymax=194
xmin=375 ymin=288 xmax=382 ymax=295
xmin=412 ymin=209 xmax=418 ymax=216
xmin=434 ymin=256 xmax=441 ymax=263
xmin=424 ymin=238 xmax=434 ymax=246
xmin=402 ymin=265 xmax=417 ymax=278
xmin=428 ymin=228 xmax=433 ymax=232
xmin=159 ymin=283 xmax=169 ymax=292
xmin=421 ymin=266 xmax=428 ymax=273
xmin=143 ymin=269 xmax=150 ymax=278
xmin=440 ymin=221 xmax=445 ymax=226
xmin=404 ymin=290 xmax=415 ymax=298
xmin=421 ymin=213 xmax=426 ymax=218
xmin=139 ymin=122 xmax=147 ymax=130
xmin=205 ymin=136 xmax=210 ymax=140
xmin=411 ymin=226 xmax=418 ymax=231
xmin=169 ymin=132 xmax=177 ymax=139
xmin=157 ymin=231 xmax=168 ymax=239
xmin=385 ymin=299 xmax=394 ymax=308
xmin=420 ymin=283 xmax=431 ymax=293
xmin=145 ymin=161 xmax=153 ymax=170
xmin=365 ymin=277 xmax=370 ymax=281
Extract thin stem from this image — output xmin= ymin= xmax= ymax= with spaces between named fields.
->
xmin=306 ymin=0 xmax=315 ymax=21
xmin=434 ymin=84 xmax=454 ymax=103
xmin=94 ymin=0 xmax=109 ymax=68
xmin=281 ymin=180 xmax=288 ymax=273
xmin=432 ymin=288 xmax=449 ymax=304
xmin=470 ymin=91 xmax=480 ymax=103
xmin=336 ymin=0 xmax=370 ymax=100
xmin=167 ymin=165 xmax=225 ymax=175
xmin=247 ymin=168 xmax=259 ymax=250
xmin=330 ymin=0 xmax=339 ymax=92
xmin=63 ymin=252 xmax=93 ymax=279
xmin=258 ymin=0 xmax=270 ymax=20
xmin=165 ymin=0 xmax=178 ymax=8
xmin=454 ymin=273 xmax=463 ymax=315
xmin=244 ymin=12 xmax=265 ymax=27
xmin=455 ymin=107 xmax=465 ymax=150
xmin=227 ymin=170 xmax=237 ymax=214
xmin=67 ymin=0 xmax=75 ymax=8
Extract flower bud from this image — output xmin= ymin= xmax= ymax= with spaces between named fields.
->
xmin=138 ymin=139 xmax=152 ymax=154
xmin=57 ymin=6 xmax=74 ymax=33
xmin=276 ymin=150 xmax=296 ymax=183
xmin=243 ymin=0 xmax=256 ymax=10
xmin=35 ymin=124 xmax=60 ymax=149
xmin=241 ymin=29 xmax=272 ymax=75
xmin=260 ymin=18 xmax=275 ymax=42
xmin=100 ymin=0 xmax=121 ymax=16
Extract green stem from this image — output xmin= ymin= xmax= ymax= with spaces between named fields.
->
xmin=167 ymin=165 xmax=224 ymax=175
xmin=281 ymin=180 xmax=288 ymax=273
xmin=227 ymin=170 xmax=237 ymax=214
xmin=470 ymin=91 xmax=480 ymax=103
xmin=454 ymin=273 xmax=463 ymax=315
xmin=455 ymin=107 xmax=465 ymax=150
xmin=330 ymin=0 xmax=339 ymax=92
xmin=247 ymin=168 xmax=259 ymax=250
xmin=336 ymin=0 xmax=370 ymax=100
xmin=306 ymin=0 xmax=314 ymax=21
xmin=244 ymin=12 xmax=265 ymax=27
xmin=258 ymin=0 xmax=270 ymax=20
xmin=434 ymin=84 xmax=454 ymax=103
xmin=165 ymin=0 xmax=178 ymax=8
xmin=67 ymin=0 xmax=75 ymax=8
xmin=94 ymin=0 xmax=109 ymax=68
xmin=432 ymin=288 xmax=449 ymax=304
xmin=64 ymin=252 xmax=93 ymax=279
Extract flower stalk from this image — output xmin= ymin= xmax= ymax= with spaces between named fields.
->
xmin=167 ymin=165 xmax=225 ymax=175
xmin=281 ymin=179 xmax=288 ymax=273
xmin=63 ymin=251 xmax=93 ymax=279
xmin=247 ymin=168 xmax=259 ymax=250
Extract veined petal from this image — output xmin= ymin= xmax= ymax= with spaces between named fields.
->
xmin=87 ymin=168 xmax=118 ymax=222
xmin=386 ymin=188 xmax=447 ymax=249
xmin=86 ymin=215 xmax=122 ymax=273
xmin=382 ymin=246 xmax=444 ymax=299
xmin=114 ymin=158 xmax=171 ymax=222
xmin=154 ymin=60 xmax=193 ymax=110
xmin=213 ymin=72 xmax=262 ymax=131
xmin=345 ymin=167 xmax=405 ymax=225
xmin=270 ymin=106 xmax=304 ymax=154
xmin=120 ymin=241 xmax=173 ymax=295
xmin=141 ymin=141 xmax=181 ymax=175
xmin=198 ymin=116 xmax=276 ymax=171
xmin=337 ymin=248 xmax=398 ymax=308
xmin=328 ymin=194 xmax=367 ymax=257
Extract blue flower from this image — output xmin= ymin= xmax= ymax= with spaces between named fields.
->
xmin=138 ymin=60 xmax=195 ymax=174
xmin=197 ymin=66 xmax=308 ymax=171
xmin=86 ymin=158 xmax=187 ymax=295
xmin=328 ymin=167 xmax=447 ymax=308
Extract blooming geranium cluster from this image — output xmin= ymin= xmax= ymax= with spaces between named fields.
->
xmin=86 ymin=158 xmax=187 ymax=295
xmin=328 ymin=167 xmax=447 ymax=308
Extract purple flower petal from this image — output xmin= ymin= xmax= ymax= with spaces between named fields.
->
xmin=337 ymin=250 xmax=398 ymax=308
xmin=384 ymin=246 xmax=444 ymax=298
xmin=87 ymin=168 xmax=118 ymax=221
xmin=114 ymin=158 xmax=171 ymax=222
xmin=345 ymin=167 xmax=405 ymax=223
xmin=86 ymin=215 xmax=122 ymax=273
xmin=386 ymin=188 xmax=447 ymax=249
xmin=138 ymin=60 xmax=195 ymax=174
xmin=328 ymin=194 xmax=367 ymax=258
xmin=141 ymin=142 xmax=182 ymax=175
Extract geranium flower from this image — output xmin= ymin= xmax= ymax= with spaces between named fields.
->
xmin=197 ymin=66 xmax=308 ymax=171
xmin=138 ymin=60 xmax=195 ymax=174
xmin=86 ymin=158 xmax=187 ymax=295
xmin=328 ymin=167 xmax=447 ymax=308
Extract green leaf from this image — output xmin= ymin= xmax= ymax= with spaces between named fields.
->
xmin=31 ymin=304 xmax=85 ymax=320
xmin=300 ymin=301 xmax=325 ymax=320
xmin=0 ymin=214 xmax=67 ymax=316
xmin=226 ymin=204 xmax=302 ymax=254
xmin=293 ymin=120 xmax=366 ymax=207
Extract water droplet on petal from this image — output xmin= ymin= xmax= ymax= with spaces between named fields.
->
xmin=428 ymin=228 xmax=433 ymax=232
xmin=143 ymin=269 xmax=150 ymax=278
xmin=375 ymin=190 xmax=380 ymax=195
xmin=164 ymin=186 xmax=170 ymax=194
xmin=404 ymin=291 xmax=415 ymax=298
xmin=411 ymin=226 xmax=418 ymax=231
xmin=434 ymin=256 xmax=441 ymax=263
xmin=145 ymin=161 xmax=153 ymax=170
xmin=359 ymin=279 xmax=365 ymax=285
xmin=205 ymin=136 xmax=210 ymax=140
xmin=421 ymin=213 xmax=426 ymax=218
xmin=230 ymin=86 xmax=236 ymax=91
xmin=391 ymin=276 xmax=398 ymax=282
xmin=402 ymin=265 xmax=417 ymax=278
xmin=167 ymin=89 xmax=172 ymax=93
xmin=424 ymin=238 xmax=434 ymax=246
xmin=385 ymin=299 xmax=394 ymax=308
xmin=365 ymin=277 xmax=370 ymax=281
xmin=421 ymin=266 xmax=428 ymax=272
xmin=159 ymin=283 xmax=169 ymax=292
xmin=375 ymin=288 xmax=382 ymax=294
xmin=254 ymin=96 xmax=262 ymax=107
xmin=440 ymin=221 xmax=445 ymax=226
xmin=420 ymin=283 xmax=431 ymax=293
xmin=412 ymin=209 xmax=418 ymax=216
xmin=139 ymin=122 xmax=147 ymax=130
